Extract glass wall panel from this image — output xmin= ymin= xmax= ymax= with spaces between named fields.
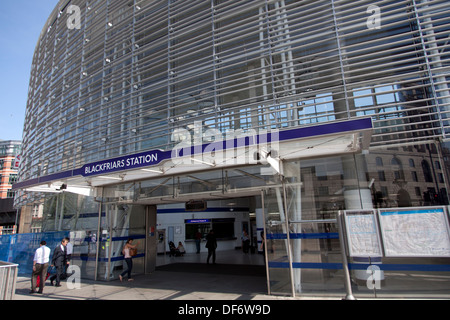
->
xmin=263 ymin=182 xmax=293 ymax=296
xmin=284 ymin=158 xmax=351 ymax=295
xmin=367 ymin=142 xmax=449 ymax=208
xmin=28 ymin=192 xmax=100 ymax=281
xmin=97 ymin=203 xmax=145 ymax=281
xmin=136 ymin=177 xmax=175 ymax=201
xmin=280 ymin=148 xmax=450 ymax=298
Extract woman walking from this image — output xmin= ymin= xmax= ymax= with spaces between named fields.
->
xmin=119 ymin=238 xmax=138 ymax=282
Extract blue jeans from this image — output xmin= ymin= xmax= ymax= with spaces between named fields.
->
xmin=121 ymin=258 xmax=133 ymax=279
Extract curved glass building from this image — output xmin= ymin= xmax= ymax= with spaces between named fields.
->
xmin=13 ymin=0 xmax=450 ymax=297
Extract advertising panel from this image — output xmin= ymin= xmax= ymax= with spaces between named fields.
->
xmin=378 ymin=207 xmax=450 ymax=257
xmin=343 ymin=210 xmax=382 ymax=257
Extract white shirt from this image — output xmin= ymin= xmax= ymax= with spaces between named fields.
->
xmin=123 ymin=247 xmax=131 ymax=258
xmin=66 ymin=242 xmax=73 ymax=255
xmin=34 ymin=245 xmax=51 ymax=264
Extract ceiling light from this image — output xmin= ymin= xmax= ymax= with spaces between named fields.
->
xmin=96 ymin=176 xmax=122 ymax=180
xmin=141 ymin=168 xmax=164 ymax=174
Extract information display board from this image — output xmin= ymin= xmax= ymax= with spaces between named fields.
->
xmin=378 ymin=207 xmax=450 ymax=257
xmin=343 ymin=210 xmax=383 ymax=257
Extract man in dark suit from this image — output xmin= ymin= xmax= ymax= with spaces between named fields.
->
xmin=51 ymin=238 xmax=69 ymax=287
xmin=205 ymin=229 xmax=217 ymax=265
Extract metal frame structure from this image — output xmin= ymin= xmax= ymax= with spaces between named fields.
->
xmin=17 ymin=0 xmax=450 ymax=206
xmin=11 ymin=0 xmax=450 ymax=298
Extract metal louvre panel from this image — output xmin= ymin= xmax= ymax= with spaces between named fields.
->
xmin=335 ymin=0 xmax=450 ymax=146
xmin=414 ymin=0 xmax=450 ymax=137
xmin=18 ymin=0 xmax=450 ymax=183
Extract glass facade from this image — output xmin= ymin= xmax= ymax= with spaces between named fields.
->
xmin=14 ymin=0 xmax=450 ymax=297
xmin=262 ymin=153 xmax=450 ymax=297
xmin=19 ymin=0 xmax=450 ymax=183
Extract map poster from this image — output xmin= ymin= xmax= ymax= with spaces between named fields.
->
xmin=344 ymin=210 xmax=382 ymax=257
xmin=378 ymin=207 xmax=450 ymax=257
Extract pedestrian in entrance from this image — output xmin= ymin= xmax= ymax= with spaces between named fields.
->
xmin=50 ymin=238 xmax=69 ymax=287
xmin=177 ymin=241 xmax=186 ymax=256
xmin=260 ymin=230 xmax=266 ymax=262
xmin=30 ymin=241 xmax=51 ymax=294
xmin=205 ymin=229 xmax=217 ymax=264
xmin=119 ymin=238 xmax=138 ymax=282
xmin=195 ymin=230 xmax=202 ymax=254
xmin=242 ymin=229 xmax=250 ymax=254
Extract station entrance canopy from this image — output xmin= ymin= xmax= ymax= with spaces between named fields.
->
xmin=13 ymin=118 xmax=372 ymax=196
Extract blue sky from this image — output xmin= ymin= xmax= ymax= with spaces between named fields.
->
xmin=0 ymin=1 xmax=59 ymax=141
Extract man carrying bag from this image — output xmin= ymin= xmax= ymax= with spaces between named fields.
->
xmin=30 ymin=240 xmax=51 ymax=294
xmin=50 ymin=238 xmax=69 ymax=287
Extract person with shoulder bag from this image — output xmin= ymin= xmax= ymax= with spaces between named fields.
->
xmin=30 ymin=241 xmax=51 ymax=294
xmin=119 ymin=238 xmax=138 ymax=282
xmin=50 ymin=238 xmax=69 ymax=287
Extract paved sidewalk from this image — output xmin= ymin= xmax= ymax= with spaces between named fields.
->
xmin=12 ymin=251 xmax=450 ymax=301
xmin=14 ymin=266 xmax=298 ymax=301
xmin=12 ymin=250 xmax=319 ymax=301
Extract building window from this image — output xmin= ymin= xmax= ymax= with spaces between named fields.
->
xmin=297 ymin=93 xmax=336 ymax=125
xmin=381 ymin=186 xmax=388 ymax=198
xmin=391 ymin=157 xmax=404 ymax=180
xmin=435 ymin=161 xmax=441 ymax=170
xmin=185 ymin=220 xmax=210 ymax=240
xmin=0 ymin=225 xmax=15 ymax=235
xmin=415 ymin=187 xmax=421 ymax=197
xmin=318 ymin=186 xmax=329 ymax=196
xmin=32 ymin=205 xmax=41 ymax=218
xmin=376 ymin=157 xmax=383 ymax=166
xmin=422 ymin=160 xmax=433 ymax=183
xmin=9 ymin=174 xmax=18 ymax=184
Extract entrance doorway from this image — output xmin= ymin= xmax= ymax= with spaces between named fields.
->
xmin=99 ymin=154 xmax=370 ymax=296
xmin=152 ymin=196 xmax=267 ymax=289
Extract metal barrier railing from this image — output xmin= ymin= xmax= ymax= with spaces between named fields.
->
xmin=0 ymin=261 xmax=19 ymax=300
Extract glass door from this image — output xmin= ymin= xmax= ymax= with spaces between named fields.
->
xmin=261 ymin=180 xmax=295 ymax=296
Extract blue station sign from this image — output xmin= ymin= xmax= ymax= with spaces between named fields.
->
xmin=12 ymin=118 xmax=372 ymax=190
